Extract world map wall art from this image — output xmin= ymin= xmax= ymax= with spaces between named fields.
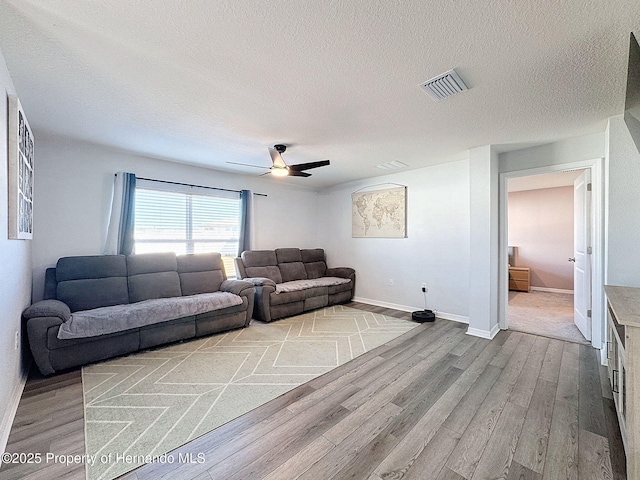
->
xmin=351 ymin=185 xmax=406 ymax=238
xmin=7 ymin=93 xmax=34 ymax=240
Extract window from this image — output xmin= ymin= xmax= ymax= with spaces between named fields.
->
xmin=134 ymin=179 xmax=240 ymax=277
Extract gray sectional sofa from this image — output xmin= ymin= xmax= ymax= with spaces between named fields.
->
xmin=24 ymin=252 xmax=254 ymax=375
xmin=234 ymin=248 xmax=355 ymax=322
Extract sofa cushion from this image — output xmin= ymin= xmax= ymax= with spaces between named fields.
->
xmin=177 ymin=252 xmax=224 ymax=273
xmin=56 ymin=255 xmax=127 ymax=281
xmin=128 ymin=272 xmax=182 ymax=303
xmin=300 ymin=248 xmax=325 ymax=263
xmin=304 ymin=261 xmax=327 ymax=279
xmin=275 ymin=277 xmax=351 ymax=293
xmin=275 ymin=248 xmax=302 ymax=263
xmin=127 ymin=252 xmax=178 ymax=276
xmin=300 ymin=249 xmax=327 ymax=279
xmin=55 ymin=255 xmax=130 ymax=312
xmin=328 ymin=281 xmax=353 ymax=295
xmin=270 ymin=289 xmax=306 ymax=306
xmin=58 ymin=292 xmax=243 ymax=339
xmin=279 ymin=262 xmax=308 ymax=282
xmin=127 ymin=252 xmax=182 ymax=302
xmin=58 ymin=278 xmax=130 ymax=313
xmin=245 ymin=266 xmax=283 ymax=284
xmin=177 ymin=253 xmax=225 ymax=295
xmin=242 ymin=250 xmax=277 ymax=267
xmin=179 ymin=271 xmax=224 ymax=296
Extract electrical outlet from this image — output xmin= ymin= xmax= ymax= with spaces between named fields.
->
xmin=14 ymin=331 xmax=19 ymax=350
xmin=389 ymin=279 xmax=394 ymax=286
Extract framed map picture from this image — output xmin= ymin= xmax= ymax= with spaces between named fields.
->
xmin=352 ymin=185 xmax=406 ymax=238
xmin=7 ymin=93 xmax=34 ymax=240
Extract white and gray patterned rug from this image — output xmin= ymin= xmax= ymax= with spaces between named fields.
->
xmin=82 ymin=305 xmax=418 ymax=480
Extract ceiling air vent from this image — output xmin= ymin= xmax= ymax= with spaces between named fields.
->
xmin=376 ymin=160 xmax=408 ymax=170
xmin=420 ymin=69 xmax=468 ymax=101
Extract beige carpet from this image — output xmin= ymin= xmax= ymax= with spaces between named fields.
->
xmin=508 ymin=290 xmax=589 ymax=344
xmin=81 ymin=305 xmax=418 ymax=480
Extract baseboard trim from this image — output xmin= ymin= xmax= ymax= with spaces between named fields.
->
xmin=0 ymin=363 xmax=29 ymax=461
xmin=352 ymin=296 xmax=469 ymax=324
xmin=436 ymin=312 xmax=469 ymax=324
xmin=467 ymin=323 xmax=501 ymax=340
xmin=600 ymin=345 xmax=608 ymax=366
xmin=530 ymin=287 xmax=574 ymax=294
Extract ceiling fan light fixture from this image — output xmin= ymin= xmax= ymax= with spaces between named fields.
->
xmin=271 ymin=166 xmax=289 ymax=177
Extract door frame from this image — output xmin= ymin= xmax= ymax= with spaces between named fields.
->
xmin=498 ymin=157 xmax=605 ymax=353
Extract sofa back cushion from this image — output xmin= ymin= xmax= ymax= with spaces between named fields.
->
xmin=241 ymin=250 xmax=283 ymax=284
xmin=177 ymin=253 xmax=226 ymax=295
xmin=275 ymin=248 xmax=302 ymax=263
xmin=56 ymin=255 xmax=129 ymax=312
xmin=279 ymin=262 xmax=307 ymax=282
xmin=301 ymin=249 xmax=328 ymax=279
xmin=275 ymin=248 xmax=308 ymax=282
xmin=127 ymin=252 xmax=182 ymax=303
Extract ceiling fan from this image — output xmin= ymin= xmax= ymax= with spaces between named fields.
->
xmin=227 ymin=144 xmax=330 ymax=177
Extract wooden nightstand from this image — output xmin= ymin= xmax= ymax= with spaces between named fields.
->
xmin=509 ymin=267 xmax=530 ymax=292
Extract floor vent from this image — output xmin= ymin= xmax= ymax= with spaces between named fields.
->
xmin=420 ymin=69 xmax=468 ymax=101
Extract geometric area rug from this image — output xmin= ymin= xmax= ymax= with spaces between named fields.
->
xmin=81 ymin=305 xmax=418 ymax=480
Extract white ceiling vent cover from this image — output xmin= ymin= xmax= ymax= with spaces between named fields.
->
xmin=420 ymin=69 xmax=469 ymax=101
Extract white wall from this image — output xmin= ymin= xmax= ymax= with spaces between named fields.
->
xmin=32 ymin=134 xmax=320 ymax=301
xmin=607 ymin=115 xmax=640 ymax=287
xmin=508 ymin=186 xmax=574 ymax=291
xmin=0 ymin=52 xmax=32 ymax=453
xmin=317 ymin=159 xmax=470 ymax=321
xmin=468 ymin=145 xmax=500 ymax=338
xmin=499 ymin=132 xmax=605 ymax=173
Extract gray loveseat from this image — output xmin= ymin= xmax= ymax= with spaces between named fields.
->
xmin=24 ymin=252 xmax=254 ymax=375
xmin=234 ymin=248 xmax=355 ymax=323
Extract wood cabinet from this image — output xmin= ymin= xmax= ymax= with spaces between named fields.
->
xmin=508 ymin=267 xmax=530 ymax=292
xmin=605 ymin=285 xmax=640 ymax=478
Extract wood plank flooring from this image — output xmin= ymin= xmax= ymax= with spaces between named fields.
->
xmin=0 ymin=302 xmax=627 ymax=479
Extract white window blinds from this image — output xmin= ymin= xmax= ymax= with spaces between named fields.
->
xmin=134 ymin=179 xmax=240 ymax=277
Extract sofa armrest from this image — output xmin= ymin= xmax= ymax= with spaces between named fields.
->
xmin=240 ymin=277 xmax=277 ymax=288
xmin=326 ymin=267 xmax=355 ymax=279
xmin=23 ymin=299 xmax=71 ymax=323
xmin=220 ymin=279 xmax=254 ymax=296
xmin=25 ymin=315 xmax=66 ymax=376
xmin=252 ymin=283 xmax=276 ymax=323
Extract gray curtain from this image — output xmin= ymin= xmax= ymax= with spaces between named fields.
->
xmin=238 ymin=189 xmax=252 ymax=256
xmin=119 ymin=173 xmax=136 ymax=255
xmin=105 ymin=172 xmax=136 ymax=255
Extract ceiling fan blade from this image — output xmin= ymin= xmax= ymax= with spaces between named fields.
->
xmin=288 ymin=160 xmax=330 ymax=171
xmin=288 ymin=170 xmax=312 ymax=177
xmin=226 ymin=161 xmax=270 ymax=169
xmin=268 ymin=147 xmax=287 ymax=168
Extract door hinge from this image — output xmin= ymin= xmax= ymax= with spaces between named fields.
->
xmin=587 ymin=182 xmax=592 ymax=191
xmin=587 ymin=309 xmax=592 ymax=318
xmin=587 ymin=246 xmax=592 ymax=255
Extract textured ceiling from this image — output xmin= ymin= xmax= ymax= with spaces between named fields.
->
xmin=0 ymin=0 xmax=638 ymax=188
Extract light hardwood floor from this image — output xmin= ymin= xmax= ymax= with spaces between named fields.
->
xmin=1 ymin=302 xmax=626 ymax=479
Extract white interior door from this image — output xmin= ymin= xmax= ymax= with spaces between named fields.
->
xmin=573 ymin=170 xmax=591 ymax=340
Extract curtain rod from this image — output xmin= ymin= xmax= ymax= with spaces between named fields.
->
xmin=131 ymin=175 xmax=267 ymax=197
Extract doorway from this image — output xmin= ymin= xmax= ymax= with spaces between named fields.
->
xmin=498 ymin=158 xmax=605 ymax=353
xmin=506 ymin=170 xmax=588 ymax=344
